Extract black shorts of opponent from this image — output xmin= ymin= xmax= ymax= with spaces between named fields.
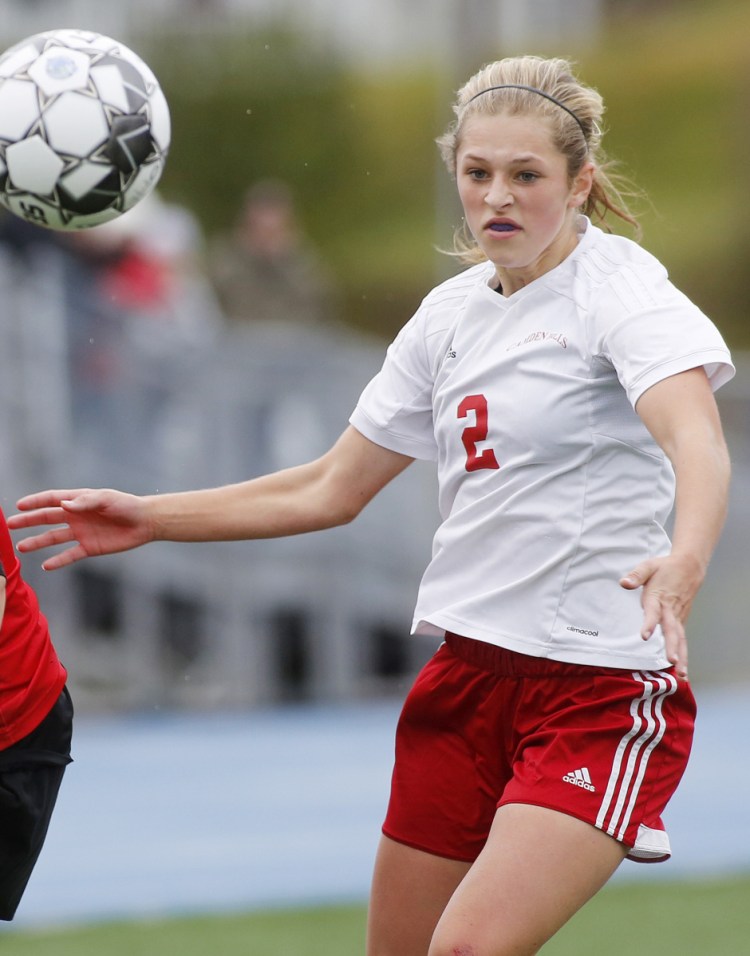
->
xmin=0 ymin=687 xmax=73 ymax=920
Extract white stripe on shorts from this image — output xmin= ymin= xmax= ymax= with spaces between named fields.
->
xmin=595 ymin=671 xmax=678 ymax=841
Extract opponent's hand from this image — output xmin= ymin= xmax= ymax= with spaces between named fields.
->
xmin=9 ymin=489 xmax=154 ymax=570
xmin=619 ymin=553 xmax=704 ymax=681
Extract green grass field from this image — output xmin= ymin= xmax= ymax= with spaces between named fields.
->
xmin=3 ymin=875 xmax=749 ymax=955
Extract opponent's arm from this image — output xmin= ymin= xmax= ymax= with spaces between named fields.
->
xmin=0 ymin=562 xmax=5 ymax=626
xmin=620 ymin=366 xmax=731 ymax=679
xmin=10 ymin=426 xmax=414 ymax=570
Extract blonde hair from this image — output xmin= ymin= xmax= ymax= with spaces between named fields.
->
xmin=436 ymin=56 xmax=642 ymax=263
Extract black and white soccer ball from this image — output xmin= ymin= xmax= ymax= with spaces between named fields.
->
xmin=0 ymin=29 xmax=170 ymax=231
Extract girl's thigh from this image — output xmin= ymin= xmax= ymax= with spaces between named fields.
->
xmin=428 ymin=803 xmax=627 ymax=956
xmin=367 ymin=834 xmax=470 ymax=956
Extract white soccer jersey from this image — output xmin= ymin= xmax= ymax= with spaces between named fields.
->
xmin=350 ymin=218 xmax=735 ymax=669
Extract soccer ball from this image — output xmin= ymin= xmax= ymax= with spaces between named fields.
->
xmin=0 ymin=29 xmax=170 ymax=231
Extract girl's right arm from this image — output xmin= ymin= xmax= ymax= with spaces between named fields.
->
xmin=9 ymin=426 xmax=414 ymax=570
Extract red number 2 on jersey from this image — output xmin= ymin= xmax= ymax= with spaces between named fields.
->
xmin=458 ymin=394 xmax=500 ymax=472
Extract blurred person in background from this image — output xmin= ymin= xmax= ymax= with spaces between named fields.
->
xmin=209 ymin=178 xmax=339 ymax=329
xmin=10 ymin=55 xmax=733 ymax=955
xmin=68 ymin=190 xmax=221 ymax=357
xmin=65 ymin=192 xmax=222 ymax=471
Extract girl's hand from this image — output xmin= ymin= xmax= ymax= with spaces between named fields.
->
xmin=619 ymin=552 xmax=704 ymax=681
xmin=9 ymin=489 xmax=154 ymax=570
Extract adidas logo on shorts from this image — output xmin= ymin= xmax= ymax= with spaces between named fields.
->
xmin=562 ymin=767 xmax=596 ymax=792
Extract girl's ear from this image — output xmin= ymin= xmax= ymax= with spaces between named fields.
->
xmin=569 ymin=162 xmax=595 ymax=208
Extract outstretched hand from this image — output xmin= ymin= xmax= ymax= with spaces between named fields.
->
xmin=8 ymin=489 xmax=155 ymax=570
xmin=619 ymin=553 xmax=704 ymax=682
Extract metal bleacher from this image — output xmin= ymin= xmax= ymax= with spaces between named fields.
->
xmin=2 ymin=238 xmax=749 ymax=714
xmin=0 ymin=239 xmax=441 ymax=711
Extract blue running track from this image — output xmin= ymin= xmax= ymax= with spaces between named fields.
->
xmin=4 ymin=684 xmax=750 ymax=930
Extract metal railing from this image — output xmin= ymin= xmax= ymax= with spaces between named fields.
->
xmin=0 ymin=240 xmax=440 ymax=710
xmin=1 ymin=240 xmax=747 ymax=713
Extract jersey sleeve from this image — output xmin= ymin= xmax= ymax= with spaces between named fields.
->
xmin=350 ymin=303 xmax=440 ymax=460
xmin=591 ymin=263 xmax=735 ymax=407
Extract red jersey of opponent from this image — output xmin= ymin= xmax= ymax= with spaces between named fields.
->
xmin=0 ymin=507 xmax=67 ymax=747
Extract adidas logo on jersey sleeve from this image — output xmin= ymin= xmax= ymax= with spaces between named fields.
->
xmin=562 ymin=767 xmax=596 ymax=792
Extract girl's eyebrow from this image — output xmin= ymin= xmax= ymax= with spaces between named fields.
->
xmin=459 ymin=152 xmax=546 ymax=165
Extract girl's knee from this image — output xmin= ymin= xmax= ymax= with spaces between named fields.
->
xmin=428 ymin=924 xmax=541 ymax=956
xmin=428 ymin=940 xmax=478 ymax=956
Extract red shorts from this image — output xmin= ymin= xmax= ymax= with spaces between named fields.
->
xmin=383 ymin=633 xmax=696 ymax=864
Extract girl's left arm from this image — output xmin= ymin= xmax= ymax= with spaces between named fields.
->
xmin=620 ymin=366 xmax=731 ymax=680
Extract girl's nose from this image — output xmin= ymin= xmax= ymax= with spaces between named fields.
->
xmin=484 ymin=179 xmax=512 ymax=209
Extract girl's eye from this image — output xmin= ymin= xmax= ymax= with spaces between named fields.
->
xmin=467 ymin=168 xmax=489 ymax=181
xmin=517 ymin=171 xmax=539 ymax=183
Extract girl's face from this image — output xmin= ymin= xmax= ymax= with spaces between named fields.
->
xmin=455 ymin=111 xmax=593 ymax=294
